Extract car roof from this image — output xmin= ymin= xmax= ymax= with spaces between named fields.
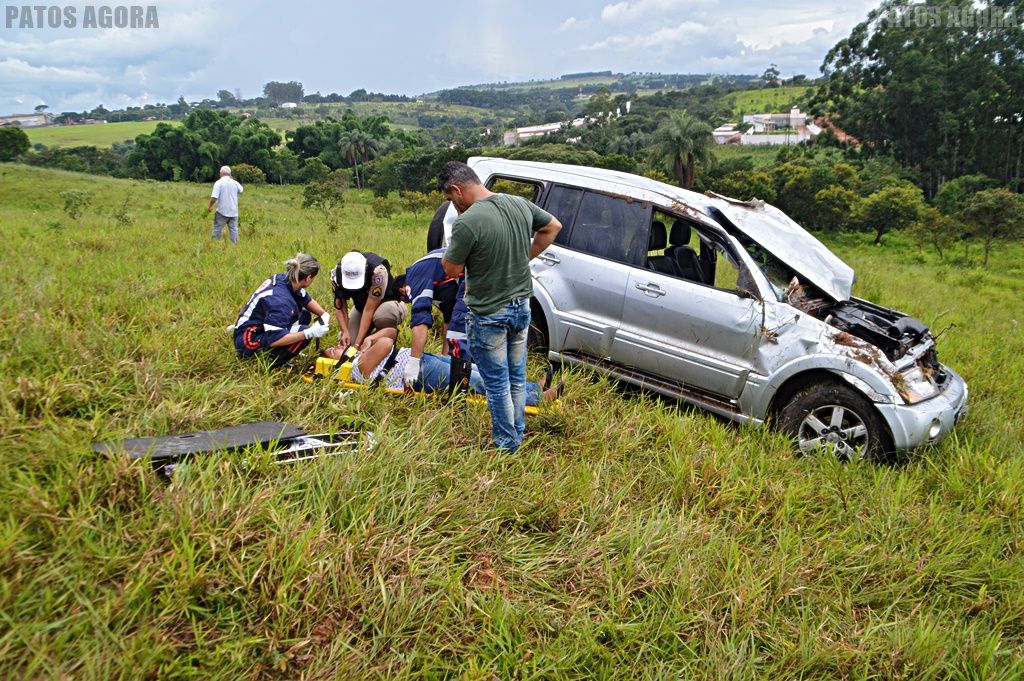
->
xmin=468 ymin=156 xmax=854 ymax=301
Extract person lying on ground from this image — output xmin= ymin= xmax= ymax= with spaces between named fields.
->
xmin=323 ymin=329 xmax=561 ymax=404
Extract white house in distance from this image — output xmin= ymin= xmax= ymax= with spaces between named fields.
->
xmin=713 ymin=123 xmax=742 ymax=144
xmin=280 ymin=102 xmax=298 ymax=109
xmin=503 ymin=102 xmax=632 ymax=145
xmin=0 ymin=112 xmax=57 ymax=127
xmin=734 ymin=107 xmax=821 ymax=146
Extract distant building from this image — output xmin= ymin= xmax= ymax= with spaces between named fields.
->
xmin=502 ymin=103 xmax=630 ymax=145
xmin=280 ymin=102 xmax=298 ymax=109
xmin=738 ymin=107 xmax=821 ymax=146
xmin=0 ymin=112 xmax=57 ymax=128
xmin=503 ymin=118 xmax=587 ymax=145
xmin=713 ymin=124 xmax=742 ymax=144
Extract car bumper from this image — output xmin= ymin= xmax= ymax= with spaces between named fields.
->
xmin=876 ymin=365 xmax=969 ymax=451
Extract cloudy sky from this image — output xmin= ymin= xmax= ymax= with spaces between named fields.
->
xmin=0 ymin=0 xmax=880 ymax=115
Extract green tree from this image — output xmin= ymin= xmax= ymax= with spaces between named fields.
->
xmin=762 ymin=64 xmax=781 ymax=88
xmin=907 ymin=205 xmax=960 ymax=260
xmin=649 ymin=112 xmax=715 ymax=189
xmin=216 ymin=89 xmax=238 ymax=106
xmin=339 ymin=130 xmax=378 ymax=189
xmin=0 ymin=128 xmax=30 ymax=161
xmin=933 ymin=173 xmax=999 ymax=215
xmin=263 ymin=81 xmax=304 ymax=104
xmin=300 ymin=157 xmax=330 ymax=183
xmin=856 ymin=183 xmax=926 ymax=245
xmin=959 ymin=188 xmax=1024 ymax=266
xmin=816 ymin=0 xmax=1024 ymax=195
xmin=268 ymin=148 xmax=301 ymax=184
xmin=231 ymin=163 xmax=266 ymax=184
xmin=302 ymin=178 xmax=345 ymax=231
xmin=813 ymin=185 xmax=861 ymax=231
xmin=713 ymin=170 xmax=777 ymax=204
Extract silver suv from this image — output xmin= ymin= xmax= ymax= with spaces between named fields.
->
xmin=446 ymin=157 xmax=969 ymax=458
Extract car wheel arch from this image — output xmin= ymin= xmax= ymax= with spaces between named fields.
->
xmin=528 ymin=297 xmax=550 ymax=352
xmin=768 ymin=370 xmax=896 ymax=458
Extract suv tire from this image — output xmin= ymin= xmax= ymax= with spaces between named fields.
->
xmin=779 ymin=381 xmax=893 ymax=460
xmin=527 ymin=304 xmax=549 ymax=354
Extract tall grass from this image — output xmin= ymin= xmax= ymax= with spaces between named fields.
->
xmin=1 ymin=164 xmax=1022 ymax=678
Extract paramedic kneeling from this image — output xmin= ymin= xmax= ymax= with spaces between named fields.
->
xmin=234 ymin=253 xmax=330 ymax=366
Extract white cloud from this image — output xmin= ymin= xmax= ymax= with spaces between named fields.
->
xmin=558 ymin=16 xmax=579 ymax=31
xmin=580 ymin=20 xmax=708 ymax=51
xmin=0 ymin=58 xmax=106 ymax=85
xmin=600 ymin=0 xmax=706 ymax=23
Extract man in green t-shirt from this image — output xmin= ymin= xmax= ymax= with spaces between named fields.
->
xmin=440 ymin=161 xmax=562 ymax=453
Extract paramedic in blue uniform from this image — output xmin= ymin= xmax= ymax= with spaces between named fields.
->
xmin=233 ymin=253 xmax=330 ymax=366
xmin=401 ymin=248 xmax=472 ymax=388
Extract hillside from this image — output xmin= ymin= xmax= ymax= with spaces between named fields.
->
xmin=24 ymin=120 xmax=162 ymax=148
xmin=2 ymin=164 xmax=1022 ymax=678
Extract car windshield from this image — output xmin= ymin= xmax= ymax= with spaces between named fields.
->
xmin=743 ymin=241 xmax=796 ymax=301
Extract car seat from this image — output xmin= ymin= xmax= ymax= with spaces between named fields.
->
xmin=646 ymin=221 xmax=679 ymax=275
xmin=666 ymin=219 xmax=704 ymax=282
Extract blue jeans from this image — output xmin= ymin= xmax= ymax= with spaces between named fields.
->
xmin=415 ymin=353 xmax=540 ymax=405
xmin=466 ymin=298 xmax=531 ymax=453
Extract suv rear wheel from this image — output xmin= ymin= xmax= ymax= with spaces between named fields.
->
xmin=779 ymin=381 xmax=893 ymax=460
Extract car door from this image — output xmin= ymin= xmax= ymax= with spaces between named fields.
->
xmin=612 ymin=226 xmax=762 ymax=400
xmin=532 ymin=186 xmax=650 ymax=358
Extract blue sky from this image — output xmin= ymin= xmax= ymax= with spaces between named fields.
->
xmin=0 ymin=0 xmax=879 ymax=115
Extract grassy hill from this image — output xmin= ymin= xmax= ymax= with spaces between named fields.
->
xmin=1 ymin=163 xmax=1022 ymax=678
xmin=723 ymin=85 xmax=817 ymax=118
xmin=24 ymin=120 xmax=163 ymax=148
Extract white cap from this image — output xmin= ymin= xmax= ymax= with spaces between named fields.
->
xmin=220 ymin=165 xmax=231 ymax=175
xmin=339 ymin=251 xmax=366 ymax=290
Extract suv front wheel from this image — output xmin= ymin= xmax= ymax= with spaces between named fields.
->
xmin=779 ymin=381 xmax=893 ymax=460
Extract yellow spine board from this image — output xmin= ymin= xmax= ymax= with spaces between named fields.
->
xmin=303 ymin=356 xmax=545 ymax=414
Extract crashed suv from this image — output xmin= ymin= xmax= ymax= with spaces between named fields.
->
xmin=444 ymin=157 xmax=968 ymax=458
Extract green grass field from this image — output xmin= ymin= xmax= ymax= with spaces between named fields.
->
xmin=724 ymin=86 xmax=816 ymax=117
xmin=1 ymin=163 xmax=1023 ymax=678
xmin=25 ymin=121 xmax=164 ymax=148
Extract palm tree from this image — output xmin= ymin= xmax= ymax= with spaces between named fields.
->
xmin=338 ymin=130 xmax=378 ymax=189
xmin=649 ymin=112 xmax=715 ymax=189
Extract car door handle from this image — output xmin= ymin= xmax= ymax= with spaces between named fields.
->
xmin=635 ymin=282 xmax=666 ymax=297
xmin=537 ymin=253 xmax=560 ymax=265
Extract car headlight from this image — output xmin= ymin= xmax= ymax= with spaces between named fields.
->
xmin=897 ymin=364 xmax=940 ymax=404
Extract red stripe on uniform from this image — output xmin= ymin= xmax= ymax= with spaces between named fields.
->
xmin=243 ymin=326 xmax=261 ymax=350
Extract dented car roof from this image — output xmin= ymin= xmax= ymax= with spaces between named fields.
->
xmin=468 ymin=156 xmax=855 ymax=302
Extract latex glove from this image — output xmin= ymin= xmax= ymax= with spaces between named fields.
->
xmin=403 ymin=356 xmax=421 ymax=388
xmin=319 ymin=311 xmax=331 ymax=327
xmin=304 ymin=324 xmax=329 ymax=340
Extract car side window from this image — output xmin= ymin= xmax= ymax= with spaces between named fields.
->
xmin=569 ymin=191 xmax=650 ymax=265
xmin=488 ymin=177 xmax=542 ymax=202
xmin=543 ymin=185 xmax=584 ymax=247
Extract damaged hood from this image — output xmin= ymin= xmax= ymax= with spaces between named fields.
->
xmin=704 ymin=195 xmax=855 ymax=302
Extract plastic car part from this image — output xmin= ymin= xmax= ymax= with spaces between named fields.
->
xmin=92 ymin=421 xmax=374 ymax=478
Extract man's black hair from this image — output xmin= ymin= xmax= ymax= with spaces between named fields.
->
xmin=438 ymin=161 xmax=481 ymax=192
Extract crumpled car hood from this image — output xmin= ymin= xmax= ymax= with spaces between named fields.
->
xmin=704 ymin=195 xmax=855 ymax=302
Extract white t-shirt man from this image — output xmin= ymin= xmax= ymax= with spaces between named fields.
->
xmin=211 ymin=175 xmax=244 ymax=217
